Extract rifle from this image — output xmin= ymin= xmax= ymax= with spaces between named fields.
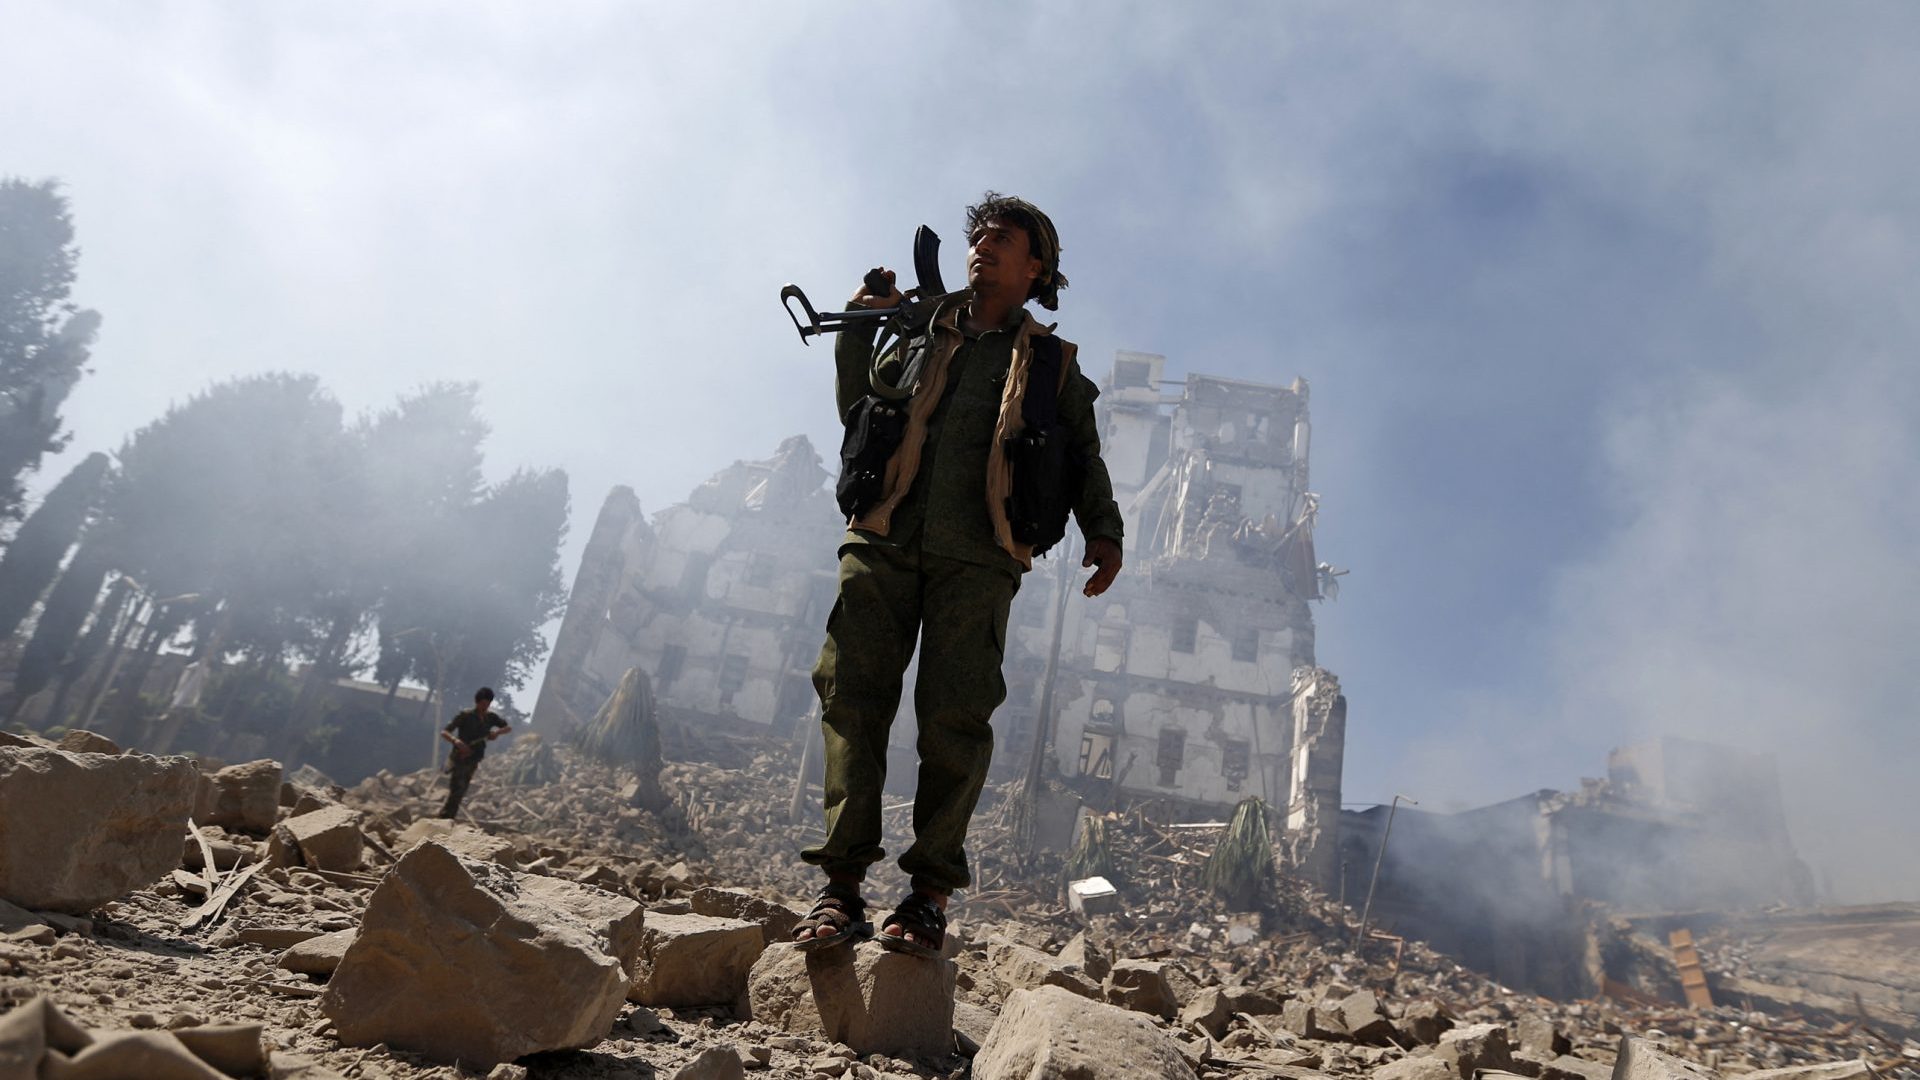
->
xmin=780 ymin=225 xmax=951 ymax=375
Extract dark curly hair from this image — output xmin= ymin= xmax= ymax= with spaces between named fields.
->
xmin=964 ymin=192 xmax=1068 ymax=311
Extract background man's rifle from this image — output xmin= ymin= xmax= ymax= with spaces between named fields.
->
xmin=781 ymin=225 xmax=951 ymax=372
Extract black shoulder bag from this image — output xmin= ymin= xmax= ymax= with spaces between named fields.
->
xmin=1004 ymin=335 xmax=1084 ymax=556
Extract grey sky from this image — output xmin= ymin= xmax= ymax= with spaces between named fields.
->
xmin=8 ymin=3 xmax=1916 ymax=899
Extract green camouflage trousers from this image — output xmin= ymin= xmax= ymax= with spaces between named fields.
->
xmin=801 ymin=542 xmax=1019 ymax=893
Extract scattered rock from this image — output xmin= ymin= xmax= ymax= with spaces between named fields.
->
xmin=320 ymin=841 xmax=643 ymax=1066
xmin=1375 ymin=1052 xmax=1460 ymax=1080
xmin=628 ymin=911 xmax=765 ymax=1007
xmin=1436 ymin=1022 xmax=1515 ymax=1079
xmin=1741 ymin=1063 xmax=1880 ymax=1080
xmin=1516 ymin=1016 xmax=1572 ymax=1059
xmin=690 ymin=887 xmax=803 ymax=946
xmin=277 ymin=929 xmax=357 ymax=978
xmin=1614 ymin=1036 xmax=1724 ymax=1080
xmin=55 ymin=730 xmax=120 ymax=755
xmin=974 ymin=985 xmax=1198 ymax=1080
xmin=269 ymin=805 xmax=365 ymax=872
xmin=671 ymin=1044 xmax=748 ymax=1080
xmin=0 ymin=746 xmax=199 ymax=912
xmin=744 ymin=940 xmax=955 ymax=1059
xmin=1335 ymin=987 xmax=1397 ymax=1044
xmin=394 ymin=817 xmax=515 ymax=865
xmin=1104 ymin=959 xmax=1177 ymax=1019
xmin=1055 ymin=930 xmax=1110 ymax=981
xmin=1282 ymin=996 xmax=1338 ymax=1040
xmin=987 ymin=936 xmax=1057 ymax=994
xmin=1398 ymin=999 xmax=1455 ymax=1046
xmin=1179 ymin=987 xmax=1235 ymax=1038
xmin=194 ymin=759 xmax=283 ymax=835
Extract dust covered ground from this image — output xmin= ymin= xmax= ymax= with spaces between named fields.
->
xmin=0 ymin=732 xmax=1914 ymax=1080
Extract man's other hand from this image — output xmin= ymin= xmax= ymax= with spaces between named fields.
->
xmin=851 ymin=268 xmax=903 ymax=309
xmin=1082 ymin=537 xmax=1123 ymax=598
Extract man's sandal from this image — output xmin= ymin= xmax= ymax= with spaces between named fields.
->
xmin=876 ymin=892 xmax=947 ymax=959
xmin=792 ymin=885 xmax=871 ymax=953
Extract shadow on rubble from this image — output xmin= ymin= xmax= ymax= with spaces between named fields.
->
xmin=519 ymin=1048 xmax=660 ymax=1078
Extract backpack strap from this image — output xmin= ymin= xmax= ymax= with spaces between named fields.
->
xmin=1020 ymin=334 xmax=1066 ymax=432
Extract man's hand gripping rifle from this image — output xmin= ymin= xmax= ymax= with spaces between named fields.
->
xmin=780 ymin=226 xmax=950 ymax=368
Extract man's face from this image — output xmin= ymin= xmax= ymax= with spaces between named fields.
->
xmin=475 ymin=697 xmax=493 ymax=714
xmin=966 ymin=215 xmax=1042 ymax=299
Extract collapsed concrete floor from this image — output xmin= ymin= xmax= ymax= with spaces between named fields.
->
xmin=0 ymin=729 xmax=1913 ymax=1080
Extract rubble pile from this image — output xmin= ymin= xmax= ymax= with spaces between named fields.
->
xmin=0 ymin=728 xmax=1911 ymax=1080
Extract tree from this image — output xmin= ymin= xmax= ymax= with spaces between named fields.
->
xmin=98 ymin=373 xmax=358 ymax=663
xmin=376 ymin=466 xmax=569 ymax=717
xmin=5 ymin=532 xmax=111 ymax=720
xmin=283 ymin=384 xmax=487 ymax=732
xmin=0 ymin=178 xmax=100 ymax=523
xmin=0 ymin=450 xmax=109 ymax=639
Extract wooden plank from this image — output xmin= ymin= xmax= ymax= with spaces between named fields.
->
xmin=179 ymin=859 xmax=263 ymax=932
xmin=185 ymin=818 xmax=223 ymax=892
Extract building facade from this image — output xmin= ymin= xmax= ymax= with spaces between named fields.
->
xmin=536 ymin=355 xmax=1347 ymax=880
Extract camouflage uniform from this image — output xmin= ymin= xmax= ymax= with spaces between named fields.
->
xmin=802 ymin=291 xmax=1124 ymax=892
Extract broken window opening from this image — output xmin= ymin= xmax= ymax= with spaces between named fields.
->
xmin=746 ymin=553 xmax=776 ymax=588
xmin=1157 ymin=727 xmax=1186 ymax=787
xmin=1232 ymin=628 xmax=1260 ymax=663
xmin=1171 ymin=617 xmax=1198 ymax=654
xmin=657 ymin=644 xmax=687 ymax=688
xmin=1094 ymin=624 xmax=1130 ymax=672
xmin=1221 ymin=738 xmax=1250 ymax=791
xmin=718 ymin=654 xmax=749 ymax=694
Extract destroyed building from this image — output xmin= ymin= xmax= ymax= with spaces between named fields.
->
xmin=1338 ymin=736 xmax=1819 ymax=1000
xmin=533 ymin=435 xmax=840 ymax=741
xmin=534 ymin=353 xmax=1348 ymax=881
xmin=1001 ymin=354 xmax=1345 ymax=880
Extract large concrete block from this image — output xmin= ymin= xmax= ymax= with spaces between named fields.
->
xmin=744 ymin=940 xmax=955 ymax=1059
xmin=193 ymin=759 xmax=283 ymax=835
xmin=1103 ymin=959 xmax=1177 ymax=1019
xmin=0 ymin=747 xmax=199 ymax=912
xmin=974 ymin=985 xmax=1197 ymax=1080
xmin=628 ymin=912 xmax=765 ymax=1007
xmin=271 ymin=804 xmax=365 ymax=872
xmin=321 ymin=841 xmax=643 ymax=1066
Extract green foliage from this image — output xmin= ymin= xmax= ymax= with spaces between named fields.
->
xmin=0 ymin=450 xmax=109 ymax=639
xmin=0 ymin=178 xmax=100 ymax=522
xmin=1201 ymin=796 xmax=1276 ymax=911
xmin=578 ymin=666 xmax=661 ymax=768
xmin=1065 ymin=812 xmax=1118 ymax=885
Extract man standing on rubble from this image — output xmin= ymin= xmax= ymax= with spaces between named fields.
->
xmin=438 ymin=686 xmax=510 ymax=819
xmin=791 ymin=193 xmax=1125 ymax=957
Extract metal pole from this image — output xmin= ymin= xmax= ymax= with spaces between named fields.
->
xmin=1355 ymin=793 xmax=1418 ymax=945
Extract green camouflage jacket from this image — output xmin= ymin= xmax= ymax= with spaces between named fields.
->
xmin=834 ymin=290 xmax=1124 ymax=578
